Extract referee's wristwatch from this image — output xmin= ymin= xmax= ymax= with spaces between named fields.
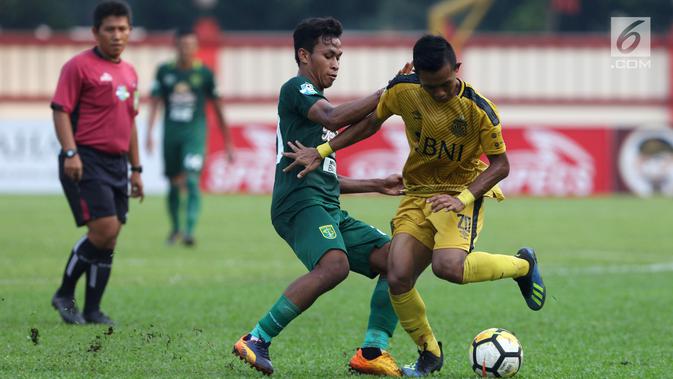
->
xmin=63 ymin=149 xmax=78 ymax=158
xmin=131 ymin=165 xmax=143 ymax=173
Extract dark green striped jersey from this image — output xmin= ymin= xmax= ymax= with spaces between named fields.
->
xmin=271 ymin=76 xmax=340 ymax=218
xmin=151 ymin=60 xmax=217 ymax=138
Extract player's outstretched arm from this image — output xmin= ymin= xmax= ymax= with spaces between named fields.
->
xmin=211 ymin=99 xmax=235 ymax=162
xmin=145 ymin=96 xmax=161 ymax=154
xmin=282 ymin=113 xmax=386 ymax=178
xmin=339 ymin=174 xmax=403 ymax=195
xmin=427 ymin=152 xmax=510 ymax=213
xmin=307 ymin=89 xmax=383 ymax=131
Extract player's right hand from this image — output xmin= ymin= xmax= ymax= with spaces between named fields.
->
xmin=427 ymin=194 xmax=465 ymax=213
xmin=282 ymin=140 xmax=322 ymax=179
xmin=64 ymin=155 xmax=83 ymax=182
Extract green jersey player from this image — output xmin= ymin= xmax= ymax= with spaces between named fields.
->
xmin=232 ymin=17 xmax=404 ymax=376
xmin=146 ymin=28 xmax=234 ymax=246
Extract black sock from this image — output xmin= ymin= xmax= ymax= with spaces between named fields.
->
xmin=361 ymin=347 xmax=383 ymax=360
xmin=55 ymin=237 xmax=94 ymax=298
xmin=83 ymin=248 xmax=114 ymax=314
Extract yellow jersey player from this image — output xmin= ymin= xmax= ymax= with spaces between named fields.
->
xmin=283 ymin=35 xmax=546 ymax=377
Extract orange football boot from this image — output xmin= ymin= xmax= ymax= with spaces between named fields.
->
xmin=349 ymin=348 xmax=402 ymax=377
xmin=232 ymin=334 xmax=273 ymax=375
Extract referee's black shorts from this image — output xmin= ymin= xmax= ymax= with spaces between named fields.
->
xmin=59 ymin=146 xmax=129 ymax=227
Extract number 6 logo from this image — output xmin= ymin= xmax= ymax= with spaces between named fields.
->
xmin=617 ymin=20 xmax=644 ymax=54
xmin=611 ymin=17 xmax=650 ymax=58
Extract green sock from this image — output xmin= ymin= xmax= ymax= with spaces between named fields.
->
xmin=185 ymin=173 xmax=201 ymax=237
xmin=362 ymin=277 xmax=397 ymax=349
xmin=168 ymin=184 xmax=180 ymax=233
xmin=251 ymin=294 xmax=301 ymax=342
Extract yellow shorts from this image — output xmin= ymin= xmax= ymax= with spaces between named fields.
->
xmin=391 ymin=195 xmax=485 ymax=251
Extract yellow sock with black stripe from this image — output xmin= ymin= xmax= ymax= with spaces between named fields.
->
xmin=462 ymin=251 xmax=530 ymax=283
xmin=389 ymin=288 xmax=441 ymax=357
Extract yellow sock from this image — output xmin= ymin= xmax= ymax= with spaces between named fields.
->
xmin=389 ymin=288 xmax=441 ymax=357
xmin=462 ymin=251 xmax=530 ymax=283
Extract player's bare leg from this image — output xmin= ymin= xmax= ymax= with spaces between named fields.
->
xmin=431 ymin=247 xmax=545 ymax=310
xmin=166 ymin=173 xmax=186 ymax=245
xmin=81 ymin=216 xmax=119 ymax=325
xmin=349 ymin=242 xmax=402 ymax=377
xmin=387 ymin=234 xmax=443 ymax=376
xmin=52 ymin=215 xmax=120 ymax=325
xmin=233 ymin=250 xmax=350 ymax=375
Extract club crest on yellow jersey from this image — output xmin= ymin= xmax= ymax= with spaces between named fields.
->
xmin=451 ymin=117 xmax=468 ymax=137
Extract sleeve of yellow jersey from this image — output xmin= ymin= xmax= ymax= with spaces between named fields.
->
xmin=375 ymin=86 xmax=400 ymax=120
xmin=479 ymin=99 xmax=506 ymax=155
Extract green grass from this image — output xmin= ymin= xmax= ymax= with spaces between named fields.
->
xmin=1 ymin=195 xmax=672 ymax=378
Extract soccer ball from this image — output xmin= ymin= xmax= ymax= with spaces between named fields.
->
xmin=468 ymin=328 xmax=523 ymax=377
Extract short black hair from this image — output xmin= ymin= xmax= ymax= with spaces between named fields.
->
xmin=93 ymin=1 xmax=132 ymax=30
xmin=293 ymin=17 xmax=343 ymax=65
xmin=413 ymin=35 xmax=457 ymax=73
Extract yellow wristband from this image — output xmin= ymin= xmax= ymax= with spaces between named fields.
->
xmin=316 ymin=142 xmax=333 ymax=158
xmin=456 ymin=189 xmax=475 ymax=206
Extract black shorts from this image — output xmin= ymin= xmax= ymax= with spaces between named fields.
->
xmin=59 ymin=146 xmax=129 ymax=227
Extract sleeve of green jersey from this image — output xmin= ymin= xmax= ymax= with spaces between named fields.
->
xmin=289 ymin=78 xmax=325 ymax=118
xmin=204 ymin=67 xmax=219 ymax=99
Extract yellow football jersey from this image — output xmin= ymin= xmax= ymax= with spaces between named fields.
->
xmin=376 ymin=74 xmax=505 ymax=199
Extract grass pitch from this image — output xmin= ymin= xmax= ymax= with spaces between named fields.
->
xmin=1 ymin=194 xmax=672 ymax=378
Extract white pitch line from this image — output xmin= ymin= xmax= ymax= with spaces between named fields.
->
xmin=1 ymin=262 xmax=673 ymax=286
xmin=545 ymin=262 xmax=673 ymax=276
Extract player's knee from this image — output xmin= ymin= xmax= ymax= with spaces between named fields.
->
xmin=170 ymin=174 xmax=186 ymax=187
xmin=315 ymin=251 xmax=350 ymax=284
xmin=432 ymin=260 xmax=464 ymax=284
xmin=329 ymin=258 xmax=350 ymax=283
xmin=102 ymin=238 xmax=117 ymax=250
xmin=89 ymin=233 xmax=116 ymax=250
xmin=387 ymin=269 xmax=414 ymax=293
xmin=368 ymin=244 xmax=389 ymax=275
xmin=87 ymin=222 xmax=120 ymax=250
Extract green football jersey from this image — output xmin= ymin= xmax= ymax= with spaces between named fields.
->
xmin=271 ymin=76 xmax=340 ymax=218
xmin=151 ymin=60 xmax=217 ymax=139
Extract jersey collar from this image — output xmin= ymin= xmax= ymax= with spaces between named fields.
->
xmin=456 ymin=79 xmax=465 ymax=97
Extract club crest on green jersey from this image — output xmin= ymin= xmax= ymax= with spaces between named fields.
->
xmin=190 ymin=73 xmax=202 ymax=87
xmin=299 ymin=82 xmax=318 ymax=96
xmin=319 ymin=225 xmax=337 ymax=239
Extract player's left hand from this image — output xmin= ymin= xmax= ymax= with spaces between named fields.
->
xmin=130 ymin=172 xmax=144 ymax=203
xmin=427 ymin=194 xmax=465 ymax=213
xmin=282 ymin=140 xmax=322 ymax=179
xmin=379 ymin=174 xmax=404 ymax=196
xmin=397 ymin=62 xmax=414 ymax=75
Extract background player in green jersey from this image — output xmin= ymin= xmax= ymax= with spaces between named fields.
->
xmin=146 ymin=28 xmax=234 ymax=246
xmin=232 ymin=17 xmax=404 ymax=376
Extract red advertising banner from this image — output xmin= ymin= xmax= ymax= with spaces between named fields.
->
xmin=202 ymin=123 xmax=615 ymax=196
xmin=500 ymin=127 xmax=613 ymax=196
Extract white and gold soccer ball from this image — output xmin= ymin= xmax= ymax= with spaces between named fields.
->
xmin=468 ymin=328 xmax=523 ymax=377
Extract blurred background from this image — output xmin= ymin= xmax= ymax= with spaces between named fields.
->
xmin=1 ymin=0 xmax=672 ymax=197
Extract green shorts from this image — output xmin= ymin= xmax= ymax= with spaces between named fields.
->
xmin=272 ymin=205 xmax=391 ymax=278
xmin=163 ymin=133 xmax=205 ymax=178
